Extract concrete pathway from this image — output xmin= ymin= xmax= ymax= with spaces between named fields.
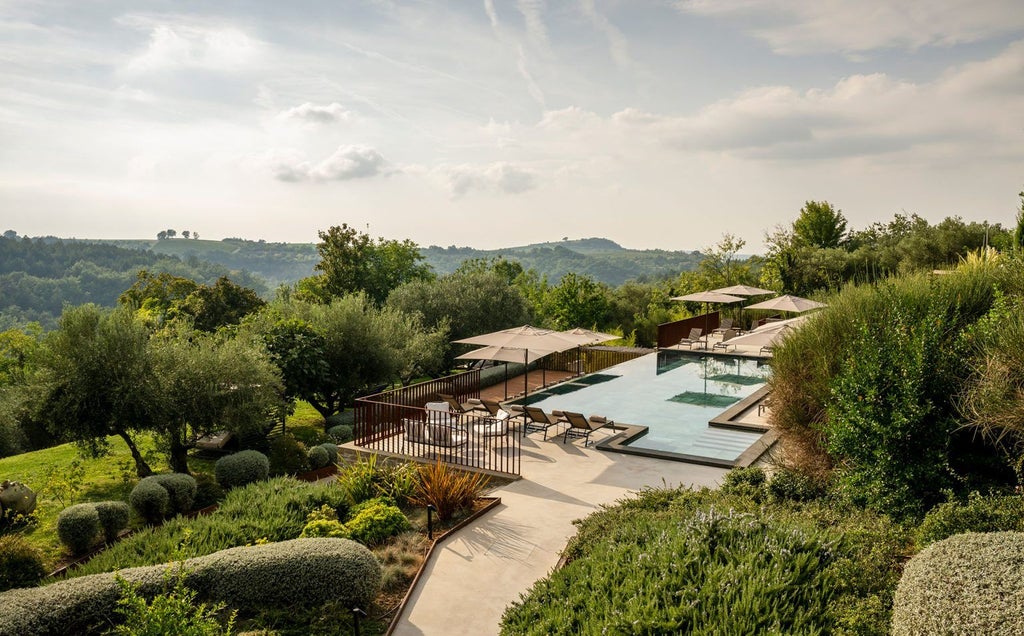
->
xmin=392 ymin=430 xmax=726 ymax=636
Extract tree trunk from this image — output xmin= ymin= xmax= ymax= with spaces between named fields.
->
xmin=118 ymin=430 xmax=153 ymax=477
xmin=168 ymin=432 xmax=191 ymax=474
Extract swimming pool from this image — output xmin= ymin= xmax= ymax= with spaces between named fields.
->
xmin=514 ymin=350 xmax=770 ymax=463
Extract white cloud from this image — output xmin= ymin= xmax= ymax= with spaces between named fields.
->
xmin=121 ymin=21 xmax=264 ymax=74
xmin=443 ymin=162 xmax=539 ymax=196
xmin=517 ymin=45 xmax=546 ymax=106
xmin=578 ymin=0 xmax=630 ymax=68
xmin=276 ymin=102 xmax=353 ymax=125
xmin=264 ymin=145 xmax=386 ymax=182
xmin=676 ymin=0 xmax=1024 ymax=55
xmin=517 ymin=0 xmax=550 ymax=52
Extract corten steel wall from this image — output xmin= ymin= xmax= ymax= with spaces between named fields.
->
xmin=657 ymin=312 xmax=721 ymax=349
xmin=545 ymin=347 xmax=650 ymax=375
xmin=354 ymin=370 xmax=523 ymax=476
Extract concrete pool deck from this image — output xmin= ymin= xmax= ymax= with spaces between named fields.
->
xmin=391 ymin=430 xmax=727 ymax=636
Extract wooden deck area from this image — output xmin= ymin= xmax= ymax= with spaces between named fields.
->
xmin=479 ymin=369 xmax=576 ymax=402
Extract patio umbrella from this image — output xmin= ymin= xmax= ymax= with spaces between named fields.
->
xmin=670 ymin=291 xmax=744 ymax=346
xmin=744 ymin=294 xmax=826 ymax=313
xmin=453 ymin=325 xmax=579 ymax=395
xmin=709 ymin=285 xmax=775 ymax=296
xmin=559 ymin=328 xmax=620 ymax=375
xmin=726 ymin=315 xmax=808 ymax=351
xmin=456 ymin=346 xmax=546 ymax=399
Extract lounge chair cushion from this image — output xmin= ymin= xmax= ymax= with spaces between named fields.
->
xmin=403 ymin=418 xmax=429 ymax=443
xmin=426 ymin=422 xmax=466 ymax=447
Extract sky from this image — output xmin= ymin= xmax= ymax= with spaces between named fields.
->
xmin=1 ymin=1 xmax=1023 ymax=252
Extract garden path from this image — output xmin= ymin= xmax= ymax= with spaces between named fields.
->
xmin=391 ymin=430 xmax=726 ymax=635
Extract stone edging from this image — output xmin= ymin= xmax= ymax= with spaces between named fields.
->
xmin=384 ymin=496 xmax=503 ymax=635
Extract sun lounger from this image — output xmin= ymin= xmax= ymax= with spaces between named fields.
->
xmin=713 ymin=329 xmax=739 ymax=352
xmin=560 ymin=412 xmax=614 ymax=446
xmin=712 ymin=318 xmax=735 ymax=335
xmin=677 ymin=328 xmax=705 ymax=349
xmin=523 ymin=406 xmax=568 ymax=440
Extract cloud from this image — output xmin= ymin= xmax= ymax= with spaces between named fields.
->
xmin=121 ymin=20 xmax=264 ymax=73
xmin=266 ymin=145 xmax=386 ymax=182
xmin=516 ymin=0 xmax=550 ymax=52
xmin=443 ymin=162 xmax=538 ymax=196
xmin=277 ymin=102 xmax=353 ymax=125
xmin=676 ymin=0 xmax=1024 ymax=56
xmin=579 ymin=0 xmax=631 ymax=68
xmin=517 ymin=45 xmax=546 ymax=106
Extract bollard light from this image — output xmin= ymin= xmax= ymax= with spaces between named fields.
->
xmin=352 ymin=607 xmax=367 ymax=636
xmin=426 ymin=504 xmax=437 ymax=540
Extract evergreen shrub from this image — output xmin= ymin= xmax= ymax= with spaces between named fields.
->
xmin=317 ymin=442 xmax=338 ymax=465
xmin=150 ymin=473 xmax=197 ymax=514
xmin=56 ymin=503 xmax=100 ymax=555
xmin=916 ymin=493 xmax=1024 ymax=547
xmin=93 ymin=501 xmax=130 ymax=543
xmin=892 ymin=531 xmax=1024 ymax=635
xmin=267 ymin=434 xmax=307 ymax=476
xmin=215 ymin=450 xmax=269 ymax=490
xmin=345 ymin=499 xmax=410 ymax=546
xmin=307 ymin=445 xmax=330 ymax=470
xmin=767 ymin=468 xmax=825 ymax=503
xmin=191 ymin=473 xmax=224 ymax=510
xmin=0 ymin=534 xmax=47 ymax=591
xmin=327 ymin=424 xmax=354 ymax=444
xmin=129 ymin=478 xmax=170 ymax=525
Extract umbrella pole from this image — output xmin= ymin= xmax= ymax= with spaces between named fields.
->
xmin=523 ymin=350 xmax=529 ymax=397
xmin=504 ymin=363 xmax=508 ymax=400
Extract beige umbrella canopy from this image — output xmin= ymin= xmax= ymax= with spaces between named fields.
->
xmin=453 ymin=326 xmax=579 ymax=395
xmin=727 ymin=315 xmax=808 ymax=351
xmin=709 ymin=285 xmax=775 ymax=297
xmin=745 ymin=294 xmax=826 ymax=313
xmin=455 ymin=346 xmax=546 ymax=399
xmin=670 ymin=292 xmax=745 ymax=345
xmin=559 ymin=327 xmax=620 ymax=345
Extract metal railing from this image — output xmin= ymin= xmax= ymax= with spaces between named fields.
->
xmin=545 ymin=346 xmax=651 ymax=375
xmin=354 ymin=369 xmax=523 ymax=476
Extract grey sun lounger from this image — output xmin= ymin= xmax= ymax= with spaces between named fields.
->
xmin=560 ymin=412 xmax=614 ymax=447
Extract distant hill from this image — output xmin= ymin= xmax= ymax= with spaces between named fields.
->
xmin=83 ymin=236 xmax=703 ymax=288
xmin=0 ymin=236 xmax=268 ymax=330
xmin=421 ymin=237 xmax=703 ymax=286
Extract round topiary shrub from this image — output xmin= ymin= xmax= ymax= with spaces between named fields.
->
xmin=129 ymin=478 xmax=170 ymax=525
xmin=92 ymin=501 xmax=130 ymax=543
xmin=0 ymin=534 xmax=47 ymax=592
xmin=150 ymin=473 xmax=197 ymax=514
xmin=215 ymin=450 xmax=270 ymax=490
xmin=56 ymin=503 xmax=101 ymax=555
xmin=307 ymin=445 xmax=330 ymax=470
xmin=892 ymin=531 xmax=1024 ymax=635
xmin=327 ymin=424 xmax=354 ymax=444
xmin=345 ymin=499 xmax=411 ymax=546
xmin=318 ymin=442 xmax=339 ymax=465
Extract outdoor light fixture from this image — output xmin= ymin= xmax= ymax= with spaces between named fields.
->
xmin=427 ymin=504 xmax=437 ymax=540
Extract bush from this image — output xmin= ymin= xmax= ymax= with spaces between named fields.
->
xmin=215 ymin=450 xmax=270 ymax=490
xmin=0 ymin=538 xmax=382 ymax=635
xmin=892 ymin=531 xmax=1024 ymax=635
xmin=111 ymin=571 xmax=235 ymax=636
xmin=307 ymin=445 xmax=330 ymax=470
xmin=337 ymin=454 xmax=382 ymax=503
xmin=267 ymin=434 xmax=308 ymax=477
xmin=317 ymin=442 xmax=338 ymax=465
xmin=916 ymin=493 xmax=1024 ymax=547
xmin=191 ymin=473 xmax=224 ymax=510
xmin=150 ymin=474 xmax=197 ymax=514
xmin=0 ymin=534 xmax=47 ymax=591
xmin=767 ymin=468 xmax=825 ymax=503
xmin=345 ymin=498 xmax=411 ymax=546
xmin=327 ymin=424 xmax=354 ymax=444
xmin=72 ymin=478 xmax=351 ymax=578
xmin=409 ymin=460 xmax=489 ymax=522
xmin=56 ymin=503 xmax=100 ymax=555
xmin=300 ymin=519 xmax=349 ymax=539
xmin=721 ymin=466 xmax=766 ymax=500
xmin=93 ymin=501 xmax=131 ymax=543
xmin=129 ymin=478 xmax=170 ymax=525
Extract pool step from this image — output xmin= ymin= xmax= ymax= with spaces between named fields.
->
xmin=687 ymin=427 xmax=762 ymax=456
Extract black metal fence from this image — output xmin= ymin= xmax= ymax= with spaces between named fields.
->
xmin=354 ymin=369 xmax=523 ymax=476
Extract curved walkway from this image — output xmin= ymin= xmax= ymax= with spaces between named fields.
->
xmin=392 ymin=431 xmax=726 ymax=635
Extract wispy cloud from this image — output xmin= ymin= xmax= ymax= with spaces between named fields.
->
xmin=119 ymin=18 xmax=265 ymax=74
xmin=579 ymin=0 xmax=630 ymax=68
xmin=517 ymin=45 xmax=546 ymax=106
xmin=516 ymin=0 xmax=550 ymax=52
xmin=267 ymin=145 xmax=386 ymax=182
xmin=443 ymin=162 xmax=539 ymax=196
xmin=276 ymin=102 xmax=353 ymax=125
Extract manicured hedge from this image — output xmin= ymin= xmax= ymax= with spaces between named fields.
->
xmin=129 ymin=477 xmax=169 ymax=525
xmin=327 ymin=424 xmax=354 ymax=444
xmin=892 ymin=531 xmax=1024 ymax=635
xmin=916 ymin=493 xmax=1024 ymax=546
xmin=0 ymin=538 xmax=382 ymax=636
xmin=56 ymin=504 xmax=100 ymax=555
xmin=149 ymin=473 xmax=197 ymax=514
xmin=318 ymin=442 xmax=339 ymax=464
xmin=307 ymin=445 xmax=330 ymax=470
xmin=92 ymin=501 xmax=130 ymax=543
xmin=215 ymin=450 xmax=270 ymax=489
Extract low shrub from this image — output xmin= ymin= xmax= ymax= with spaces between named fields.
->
xmin=327 ymin=424 xmax=354 ymax=444
xmin=892 ymin=531 xmax=1024 ymax=635
xmin=150 ymin=473 xmax=197 ymax=514
xmin=93 ymin=501 xmax=131 ymax=543
xmin=721 ymin=466 xmax=767 ymax=500
xmin=307 ymin=445 xmax=330 ymax=470
xmin=317 ymin=442 xmax=338 ymax=465
xmin=767 ymin=468 xmax=825 ymax=503
xmin=192 ymin=473 xmax=224 ymax=510
xmin=56 ymin=503 xmax=100 ymax=555
xmin=111 ymin=570 xmax=235 ymax=636
xmin=337 ymin=454 xmax=381 ymax=503
xmin=0 ymin=538 xmax=382 ymax=635
xmin=916 ymin=492 xmax=1024 ymax=546
xmin=409 ymin=460 xmax=489 ymax=522
xmin=0 ymin=534 xmax=47 ymax=592
xmin=345 ymin=498 xmax=410 ymax=546
xmin=72 ymin=478 xmax=350 ymax=577
xmin=380 ymin=461 xmax=418 ymax=506
xmin=129 ymin=478 xmax=170 ymax=525
xmin=300 ymin=519 xmax=349 ymax=539
xmin=215 ymin=450 xmax=270 ymax=490
xmin=268 ymin=434 xmax=308 ymax=476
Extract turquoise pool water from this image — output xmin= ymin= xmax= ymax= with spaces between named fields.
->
xmin=516 ymin=350 xmax=769 ymax=461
